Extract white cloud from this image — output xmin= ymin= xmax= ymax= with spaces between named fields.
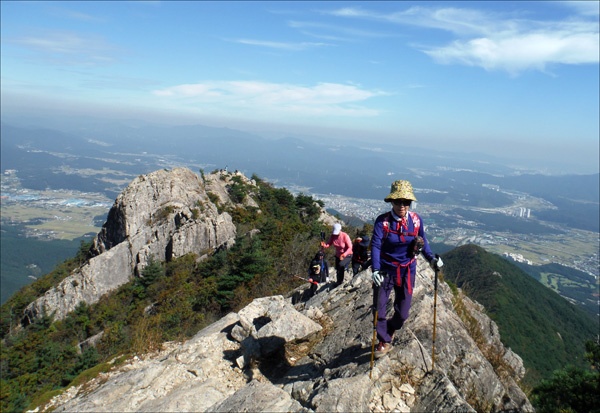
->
xmin=152 ymin=81 xmax=387 ymax=117
xmin=557 ymin=1 xmax=600 ymax=17
xmin=288 ymin=20 xmax=390 ymax=39
xmin=327 ymin=4 xmax=600 ymax=75
xmin=10 ymin=30 xmax=118 ymax=66
xmin=153 ymin=84 xmax=220 ymax=97
xmin=231 ymin=38 xmax=330 ymax=51
xmin=328 ymin=7 xmax=366 ymax=18
xmin=329 ymin=6 xmax=495 ymax=36
xmin=425 ymin=30 xmax=599 ymax=74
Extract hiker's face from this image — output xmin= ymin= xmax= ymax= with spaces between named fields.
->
xmin=392 ymin=199 xmax=410 ymax=217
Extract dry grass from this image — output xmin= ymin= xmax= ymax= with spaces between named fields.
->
xmin=464 ymin=386 xmax=494 ymax=413
xmin=131 ymin=314 xmax=164 ymax=356
xmin=451 ymin=288 xmax=518 ymax=410
xmin=393 ymin=364 xmax=422 ymax=389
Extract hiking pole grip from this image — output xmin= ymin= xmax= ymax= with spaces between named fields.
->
xmin=431 ymin=254 xmax=440 ymax=371
xmin=370 ymin=285 xmax=379 ymax=379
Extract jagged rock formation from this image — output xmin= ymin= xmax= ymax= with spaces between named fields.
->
xmin=22 ymin=168 xmax=246 ymax=325
xmin=42 ymin=260 xmax=533 ymax=412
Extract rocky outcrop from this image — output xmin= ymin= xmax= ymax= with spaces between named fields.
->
xmin=42 ymin=259 xmax=533 ymax=412
xmin=22 ymin=168 xmax=241 ymax=325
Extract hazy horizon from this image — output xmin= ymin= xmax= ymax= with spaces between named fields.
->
xmin=1 ymin=1 xmax=599 ymax=174
xmin=2 ymin=99 xmax=598 ymax=176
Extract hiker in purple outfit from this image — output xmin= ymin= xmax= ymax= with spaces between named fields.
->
xmin=370 ymin=180 xmax=443 ymax=358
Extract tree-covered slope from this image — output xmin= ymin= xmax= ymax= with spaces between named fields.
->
xmin=0 ymin=174 xmax=334 ymax=412
xmin=441 ymin=244 xmax=598 ymax=385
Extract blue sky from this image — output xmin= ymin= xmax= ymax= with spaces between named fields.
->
xmin=1 ymin=1 xmax=599 ymax=173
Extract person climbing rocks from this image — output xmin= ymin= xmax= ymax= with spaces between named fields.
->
xmin=352 ymin=235 xmax=371 ymax=276
xmin=321 ymin=223 xmax=353 ymax=287
xmin=307 ymin=250 xmax=329 ymax=296
xmin=370 ymin=180 xmax=443 ymax=359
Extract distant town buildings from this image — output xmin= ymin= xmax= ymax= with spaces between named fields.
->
xmin=482 ymin=184 xmax=500 ymax=191
xmin=503 ymin=252 xmax=533 ymax=265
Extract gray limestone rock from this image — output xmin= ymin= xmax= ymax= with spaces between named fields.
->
xmin=44 ymin=258 xmax=533 ymax=412
xmin=211 ymin=380 xmax=306 ymax=412
xmin=22 ymin=168 xmax=239 ymax=324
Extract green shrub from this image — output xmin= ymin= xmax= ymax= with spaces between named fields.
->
xmin=531 ymin=341 xmax=600 ymax=413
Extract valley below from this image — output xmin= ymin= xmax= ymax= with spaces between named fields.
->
xmin=2 ymin=165 xmax=598 ymax=316
xmin=1 ymin=120 xmax=598 ymax=316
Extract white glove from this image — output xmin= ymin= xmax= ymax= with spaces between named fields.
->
xmin=372 ymin=270 xmax=383 ymax=286
xmin=432 ymin=257 xmax=444 ymax=269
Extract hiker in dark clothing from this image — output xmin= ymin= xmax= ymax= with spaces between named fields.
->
xmin=352 ymin=235 xmax=371 ymax=276
xmin=371 ymin=180 xmax=443 ymax=359
xmin=307 ymin=251 xmax=329 ymax=296
xmin=321 ymin=223 xmax=353 ymax=287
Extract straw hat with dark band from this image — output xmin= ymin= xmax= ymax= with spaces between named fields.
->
xmin=384 ymin=180 xmax=417 ymax=202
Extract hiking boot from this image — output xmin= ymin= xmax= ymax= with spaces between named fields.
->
xmin=374 ymin=342 xmax=393 ymax=359
xmin=387 ymin=330 xmax=395 ymax=342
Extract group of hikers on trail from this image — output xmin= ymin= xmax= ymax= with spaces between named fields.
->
xmin=303 ymin=179 xmax=444 ymax=360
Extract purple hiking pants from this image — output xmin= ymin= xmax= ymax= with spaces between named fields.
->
xmin=374 ymin=261 xmax=416 ymax=343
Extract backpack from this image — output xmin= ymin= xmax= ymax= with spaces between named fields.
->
xmin=381 ymin=211 xmax=420 ymax=241
xmin=381 ymin=211 xmax=424 ymax=259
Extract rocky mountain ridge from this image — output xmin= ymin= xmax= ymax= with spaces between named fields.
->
xmin=17 ymin=167 xmax=532 ymax=412
xmin=39 ymin=259 xmax=532 ymax=412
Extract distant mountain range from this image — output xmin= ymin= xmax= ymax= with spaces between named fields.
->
xmin=2 ymin=121 xmax=598 ymax=232
xmin=2 ymin=119 xmax=598 ymax=310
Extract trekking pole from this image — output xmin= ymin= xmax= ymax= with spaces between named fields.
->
xmin=320 ymin=231 xmax=332 ymax=291
xmin=292 ymin=274 xmax=318 ymax=285
xmin=369 ymin=285 xmax=379 ymax=380
xmin=431 ymin=254 xmax=440 ymax=372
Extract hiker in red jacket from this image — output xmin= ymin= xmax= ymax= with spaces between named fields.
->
xmin=370 ymin=180 xmax=443 ymax=358
xmin=321 ymin=223 xmax=353 ymax=287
